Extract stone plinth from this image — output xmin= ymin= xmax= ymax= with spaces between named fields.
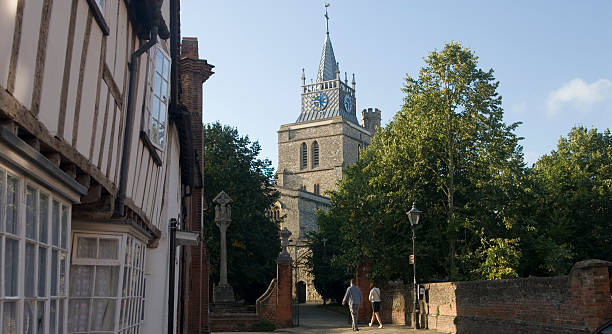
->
xmin=213 ymin=284 xmax=235 ymax=304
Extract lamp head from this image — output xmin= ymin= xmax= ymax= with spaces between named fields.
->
xmin=408 ymin=201 xmax=421 ymax=226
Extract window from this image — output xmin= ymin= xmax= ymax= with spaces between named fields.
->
xmin=358 ymin=144 xmax=361 ymax=160
xmin=68 ymin=234 xmax=146 ymax=333
xmin=0 ymin=166 xmax=71 ymax=334
xmin=147 ymin=46 xmax=171 ymax=148
xmin=94 ymin=0 xmax=104 ymax=10
xmin=311 ymin=141 xmax=319 ymax=168
xmin=300 ymin=143 xmax=307 ymax=170
xmin=300 ymin=185 xmax=306 ymax=191
xmin=314 ymin=183 xmax=320 ymax=195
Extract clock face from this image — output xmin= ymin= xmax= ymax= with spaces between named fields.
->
xmin=311 ymin=92 xmax=329 ymax=112
xmin=344 ymin=96 xmax=352 ymax=112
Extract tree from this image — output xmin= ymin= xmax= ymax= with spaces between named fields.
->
xmin=308 ymin=42 xmax=528 ymax=284
xmin=367 ymin=42 xmax=526 ymax=279
xmin=203 ymin=122 xmax=280 ymax=303
xmin=526 ymin=126 xmax=612 ymax=275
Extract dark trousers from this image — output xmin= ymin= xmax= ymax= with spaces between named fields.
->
xmin=349 ymin=303 xmax=360 ymax=329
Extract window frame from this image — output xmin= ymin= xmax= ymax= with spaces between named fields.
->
xmin=0 ymin=163 xmax=71 ymax=334
xmin=311 ymin=141 xmax=319 ymax=168
xmin=300 ymin=143 xmax=308 ymax=170
xmin=68 ymin=233 xmax=147 ymax=333
xmin=145 ymin=45 xmax=172 ymax=151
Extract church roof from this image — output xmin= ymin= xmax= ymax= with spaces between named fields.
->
xmin=316 ymin=34 xmax=338 ymax=82
xmin=296 ymin=104 xmax=358 ymax=124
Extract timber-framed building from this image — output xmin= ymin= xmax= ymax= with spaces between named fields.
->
xmin=0 ymin=0 xmax=212 ymax=333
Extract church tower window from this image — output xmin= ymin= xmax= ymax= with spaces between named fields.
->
xmin=314 ymin=183 xmax=320 ymax=195
xmin=312 ymin=141 xmax=320 ymax=168
xmin=300 ymin=143 xmax=308 ymax=169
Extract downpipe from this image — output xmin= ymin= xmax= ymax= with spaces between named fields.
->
xmin=113 ymin=24 xmax=158 ymax=218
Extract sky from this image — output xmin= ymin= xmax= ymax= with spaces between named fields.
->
xmin=181 ymin=1 xmax=612 ymax=168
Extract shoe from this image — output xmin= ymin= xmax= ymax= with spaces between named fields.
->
xmin=368 ymin=323 xmax=372 ymax=327
xmin=378 ymin=325 xmax=383 ymax=328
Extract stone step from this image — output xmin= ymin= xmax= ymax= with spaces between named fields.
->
xmin=211 ymin=303 xmax=256 ymax=314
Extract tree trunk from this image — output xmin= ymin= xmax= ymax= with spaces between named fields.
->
xmin=446 ymin=90 xmax=456 ymax=278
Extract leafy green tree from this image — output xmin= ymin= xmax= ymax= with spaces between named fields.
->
xmin=527 ymin=126 xmax=612 ymax=275
xmin=308 ymin=42 xmax=528 ymax=284
xmin=203 ymin=122 xmax=280 ymax=303
xmin=366 ymin=41 xmax=526 ymax=279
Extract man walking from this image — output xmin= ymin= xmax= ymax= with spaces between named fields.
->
xmin=342 ymin=279 xmax=363 ymax=331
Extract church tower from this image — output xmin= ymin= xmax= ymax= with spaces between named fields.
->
xmin=275 ymin=4 xmax=381 ymax=302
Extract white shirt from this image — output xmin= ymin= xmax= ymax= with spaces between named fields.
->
xmin=369 ymin=287 xmax=381 ymax=302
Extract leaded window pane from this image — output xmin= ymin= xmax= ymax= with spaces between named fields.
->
xmin=99 ymin=238 xmax=118 ymax=259
xmin=59 ymin=252 xmax=67 ymax=296
xmin=92 ymin=299 xmax=115 ymax=331
xmin=6 ymin=175 xmax=18 ymax=235
xmin=38 ymin=247 xmax=47 ymax=297
xmin=25 ymin=242 xmax=36 ymax=297
xmin=61 ymin=205 xmax=68 ymax=249
xmin=24 ymin=300 xmax=35 ymax=334
xmin=52 ymin=200 xmax=59 ymax=247
xmin=49 ymin=300 xmax=56 ymax=334
xmin=77 ymin=237 xmax=97 ymax=259
xmin=39 ymin=193 xmax=49 ymax=243
xmin=70 ymin=265 xmax=94 ymax=297
xmin=68 ymin=298 xmax=90 ymax=331
xmin=95 ymin=266 xmax=119 ymax=297
xmin=58 ymin=299 xmax=64 ymax=334
xmin=26 ymin=185 xmax=37 ymax=239
xmin=51 ymin=249 xmax=58 ymax=296
xmin=2 ymin=301 xmax=17 ymax=334
xmin=4 ymin=238 xmax=19 ymax=296
xmin=37 ymin=301 xmax=45 ymax=334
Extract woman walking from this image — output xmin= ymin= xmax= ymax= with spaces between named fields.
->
xmin=368 ymin=283 xmax=383 ymax=328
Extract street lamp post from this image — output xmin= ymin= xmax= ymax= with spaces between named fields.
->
xmin=407 ymin=202 xmax=422 ymax=329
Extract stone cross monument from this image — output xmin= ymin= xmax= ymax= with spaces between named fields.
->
xmin=213 ymin=191 xmax=235 ymax=303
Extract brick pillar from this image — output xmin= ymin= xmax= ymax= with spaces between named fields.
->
xmin=180 ymin=37 xmax=214 ymax=334
xmin=569 ymin=259 xmax=612 ymax=332
xmin=355 ymin=263 xmax=372 ymax=324
xmin=276 ymin=256 xmax=293 ymax=328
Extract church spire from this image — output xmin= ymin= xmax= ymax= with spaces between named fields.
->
xmin=316 ymin=3 xmax=338 ymax=82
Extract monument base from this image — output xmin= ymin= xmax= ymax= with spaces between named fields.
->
xmin=213 ymin=284 xmax=235 ymax=303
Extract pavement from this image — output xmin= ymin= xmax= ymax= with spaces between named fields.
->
xmin=213 ymin=303 xmax=445 ymax=334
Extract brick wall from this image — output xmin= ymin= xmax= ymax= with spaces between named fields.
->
xmin=420 ymin=259 xmax=612 ymax=334
xmin=355 ymin=263 xmax=372 ymax=324
xmin=379 ymin=282 xmax=414 ymax=326
xmin=180 ymin=37 xmax=214 ymax=334
xmin=256 ymin=279 xmax=278 ymax=323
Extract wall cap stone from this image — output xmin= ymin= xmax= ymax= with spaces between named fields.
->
xmin=571 ymin=259 xmax=612 ymax=270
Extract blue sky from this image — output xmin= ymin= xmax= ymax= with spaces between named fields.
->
xmin=181 ymin=1 xmax=612 ymax=167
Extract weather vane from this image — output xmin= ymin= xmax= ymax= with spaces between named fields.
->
xmin=324 ymin=2 xmax=330 ymax=35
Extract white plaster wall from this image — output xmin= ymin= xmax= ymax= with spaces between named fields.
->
xmin=143 ymin=125 xmax=182 ymax=334
xmin=38 ymin=0 xmax=71 ymax=135
xmin=91 ymin=85 xmax=108 ymax=164
xmin=13 ymin=0 xmax=43 ymax=109
xmin=0 ymin=0 xmax=17 ymax=88
xmin=63 ymin=0 xmax=89 ymax=144
xmin=75 ymin=25 xmax=103 ymax=157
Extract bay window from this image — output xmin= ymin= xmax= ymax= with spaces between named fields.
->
xmin=0 ymin=165 xmax=71 ymax=334
xmin=68 ymin=234 xmax=146 ymax=333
